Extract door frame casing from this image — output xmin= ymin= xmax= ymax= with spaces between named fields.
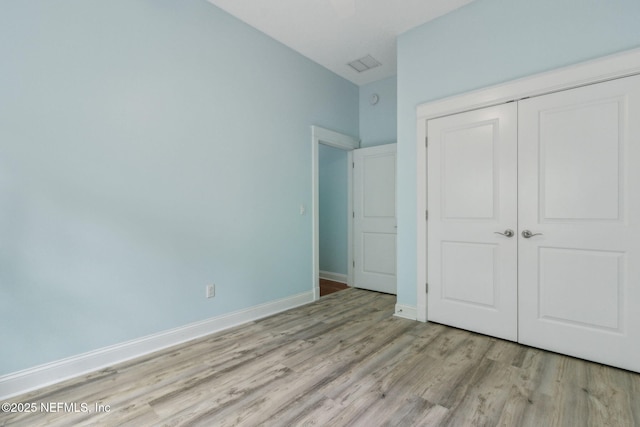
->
xmin=416 ymin=47 xmax=640 ymax=322
xmin=312 ymin=125 xmax=359 ymax=301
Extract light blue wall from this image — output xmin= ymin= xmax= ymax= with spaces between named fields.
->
xmin=319 ymin=145 xmax=348 ymax=275
xmin=359 ymin=76 xmax=397 ymax=148
xmin=396 ymin=0 xmax=640 ymax=307
xmin=0 ymin=0 xmax=358 ymax=375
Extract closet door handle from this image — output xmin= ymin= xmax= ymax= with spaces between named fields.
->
xmin=494 ymin=229 xmax=514 ymax=237
xmin=522 ymin=230 xmax=543 ymax=238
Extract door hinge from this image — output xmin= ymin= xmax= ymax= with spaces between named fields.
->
xmin=425 ymin=210 xmax=428 ymax=220
xmin=352 ymin=162 xmax=355 ymax=169
xmin=425 ymin=136 xmax=428 ymax=147
xmin=426 ymin=283 xmax=429 ymax=293
xmin=353 ymin=260 xmax=355 ymax=268
xmin=353 ymin=211 xmax=355 ymax=218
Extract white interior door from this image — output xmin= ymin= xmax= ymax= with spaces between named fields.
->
xmin=353 ymin=144 xmax=397 ymax=294
xmin=427 ymin=103 xmax=518 ymax=341
xmin=518 ymin=74 xmax=640 ymax=372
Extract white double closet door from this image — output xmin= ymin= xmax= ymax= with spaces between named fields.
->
xmin=427 ymin=74 xmax=640 ymax=372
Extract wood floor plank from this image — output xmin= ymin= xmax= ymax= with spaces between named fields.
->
xmin=438 ymin=358 xmax=523 ymax=426
xmin=344 ymin=395 xmax=448 ymax=427
xmin=383 ymin=397 xmax=449 ymax=427
xmin=318 ymin=332 xmax=418 ymax=403
xmin=2 ymin=288 xmax=639 ymax=427
xmin=152 ymin=363 xmax=293 ymax=426
xmin=610 ymin=366 xmax=640 ymax=425
xmin=509 ymin=391 xmax=556 ymax=427
xmin=148 ymin=339 xmax=314 ymax=416
xmin=281 ymin=311 xmax=398 ymax=371
xmin=584 ymin=364 xmax=636 ymax=427
xmin=271 ymin=396 xmax=343 ymax=427
xmin=485 ymin=337 xmax=529 ymax=368
xmin=209 ymin=317 xmax=418 ymax=426
xmin=324 ymin=326 xmax=444 ymax=407
xmin=419 ymin=333 xmax=495 ymax=408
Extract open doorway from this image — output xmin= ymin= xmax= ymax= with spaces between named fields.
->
xmin=319 ymin=144 xmax=349 ymax=296
xmin=311 ymin=126 xmax=359 ymax=300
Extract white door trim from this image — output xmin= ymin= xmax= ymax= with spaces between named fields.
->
xmin=416 ymin=47 xmax=640 ymax=322
xmin=311 ymin=125 xmax=359 ymax=301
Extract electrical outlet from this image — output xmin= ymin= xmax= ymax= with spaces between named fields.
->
xmin=206 ymin=284 xmax=215 ymax=299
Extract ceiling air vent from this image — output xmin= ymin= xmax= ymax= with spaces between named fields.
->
xmin=347 ymin=55 xmax=381 ymax=73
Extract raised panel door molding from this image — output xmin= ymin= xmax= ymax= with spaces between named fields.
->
xmin=427 ymin=103 xmax=518 ymax=341
xmin=353 ymin=143 xmax=397 ymax=294
xmin=425 ymin=73 xmax=640 ymax=373
xmin=416 ymin=47 xmax=640 ymax=323
xmin=517 ymin=74 xmax=640 ymax=373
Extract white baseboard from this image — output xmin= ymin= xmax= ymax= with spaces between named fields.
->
xmin=319 ymin=270 xmax=348 ymax=284
xmin=0 ymin=290 xmax=314 ymax=400
xmin=394 ymin=304 xmax=417 ymax=321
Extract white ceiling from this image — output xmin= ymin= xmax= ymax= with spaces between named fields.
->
xmin=207 ymin=0 xmax=474 ymax=86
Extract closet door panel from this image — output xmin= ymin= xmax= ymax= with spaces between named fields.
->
xmin=518 ymin=74 xmax=640 ymax=373
xmin=427 ymin=103 xmax=518 ymax=341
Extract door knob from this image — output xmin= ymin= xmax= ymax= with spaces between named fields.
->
xmin=494 ymin=229 xmax=514 ymax=237
xmin=521 ymin=230 xmax=543 ymax=238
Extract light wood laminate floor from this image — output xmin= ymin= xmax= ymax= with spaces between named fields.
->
xmin=2 ymin=288 xmax=639 ymax=426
